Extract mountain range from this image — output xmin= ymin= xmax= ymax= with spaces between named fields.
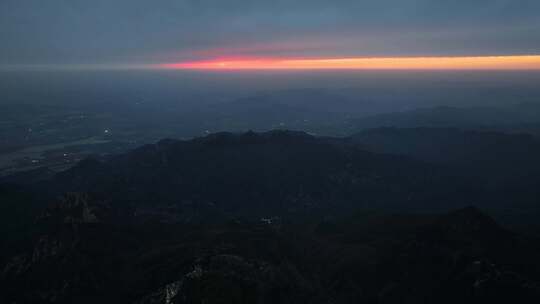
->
xmin=2 ymin=128 xmax=540 ymax=303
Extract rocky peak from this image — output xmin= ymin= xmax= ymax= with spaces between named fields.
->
xmin=40 ymin=192 xmax=106 ymax=224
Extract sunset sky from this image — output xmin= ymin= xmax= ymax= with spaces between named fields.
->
xmin=1 ymin=0 xmax=540 ymax=70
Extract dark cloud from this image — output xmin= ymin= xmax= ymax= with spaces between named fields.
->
xmin=1 ymin=0 xmax=539 ymax=64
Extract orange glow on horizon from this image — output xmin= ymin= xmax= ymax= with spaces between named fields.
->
xmin=160 ymin=55 xmax=540 ymax=70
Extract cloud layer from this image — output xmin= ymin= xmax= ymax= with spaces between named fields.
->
xmin=1 ymin=0 xmax=539 ymax=64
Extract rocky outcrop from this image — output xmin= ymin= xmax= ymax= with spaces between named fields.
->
xmin=136 ymin=254 xmax=314 ymax=304
xmin=39 ymin=192 xmax=109 ymax=224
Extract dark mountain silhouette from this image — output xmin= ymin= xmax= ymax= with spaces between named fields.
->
xmin=352 ymin=127 xmax=540 ymax=231
xmin=2 ymin=195 xmax=540 ymax=303
xmin=43 ymin=130 xmax=474 ymax=219
xmin=2 ymin=130 xmax=540 ymax=303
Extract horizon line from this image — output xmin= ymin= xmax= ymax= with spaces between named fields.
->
xmin=161 ymin=55 xmax=540 ymax=70
xmin=2 ymin=55 xmax=540 ymax=71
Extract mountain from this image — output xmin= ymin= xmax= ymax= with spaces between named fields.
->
xmin=351 ymin=127 xmax=540 ymax=186
xmin=2 ymin=197 xmax=540 ymax=303
xmin=42 ymin=130 xmax=474 ymax=220
xmin=351 ymin=103 xmax=540 ymax=136
xmin=198 ymin=88 xmax=370 ymax=136
xmin=352 ymin=127 xmax=540 ymax=232
xmin=4 ymin=128 xmax=540 ymax=229
xmin=5 ymin=128 xmax=540 ymax=228
xmin=352 ymin=127 xmax=540 ymax=168
xmin=3 ymin=130 xmax=540 ymax=303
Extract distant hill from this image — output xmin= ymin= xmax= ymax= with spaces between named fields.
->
xmin=352 ymin=127 xmax=540 ymax=231
xmin=4 ymin=128 xmax=540 ymax=226
xmin=46 ymin=130 xmax=470 ymax=219
xmin=198 ymin=88 xmax=370 ymax=135
xmin=352 ymin=127 xmax=540 ymax=166
xmin=3 ymin=129 xmax=540 ymax=229
xmin=351 ymin=103 xmax=540 ymax=136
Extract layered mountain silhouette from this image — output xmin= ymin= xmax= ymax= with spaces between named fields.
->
xmin=43 ymin=130 xmax=475 ymax=219
xmin=352 ymin=103 xmax=540 ymax=136
xmin=2 ymin=130 xmax=540 ymax=303
xmin=353 ymin=127 xmax=540 ymax=177
xmin=352 ymin=127 xmax=540 ymax=223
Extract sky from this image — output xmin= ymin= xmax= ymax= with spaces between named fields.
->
xmin=1 ymin=0 xmax=540 ymax=68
